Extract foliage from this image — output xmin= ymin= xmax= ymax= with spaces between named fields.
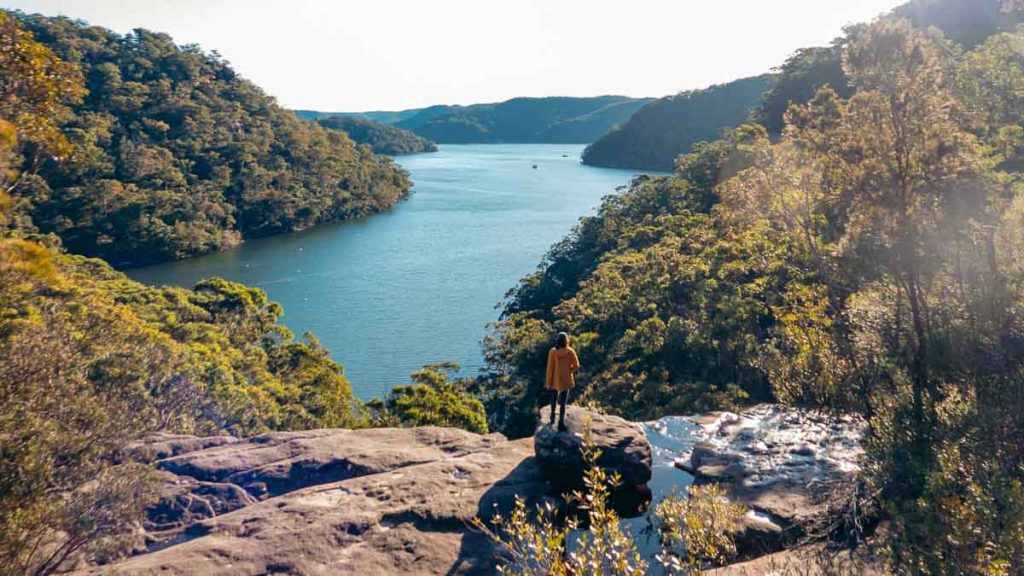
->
xmin=754 ymin=0 xmax=1023 ymax=136
xmin=2 ymin=11 xmax=411 ymax=266
xmin=294 ymin=108 xmax=426 ymax=125
xmin=891 ymin=0 xmax=1024 ymax=47
xmin=366 ymin=362 xmax=488 ymax=433
xmin=473 ymin=433 xmax=647 ymax=576
xmin=752 ymin=44 xmax=852 ymax=135
xmin=873 ymin=381 xmax=1024 ymax=574
xmin=485 ymin=13 xmax=1024 ymax=573
xmin=950 ymin=28 xmax=1024 ymax=146
xmin=581 ymin=75 xmax=776 ymax=171
xmin=0 ymin=241 xmax=367 ymax=572
xmin=1 ymin=75 xmax=366 ymax=568
xmin=721 ymin=18 xmax=1024 ymax=571
xmin=480 ymin=127 xmax=783 ymax=437
xmin=654 ymin=484 xmax=747 ymax=572
xmin=317 ymin=115 xmax=437 ymax=155
xmin=0 ymin=11 xmax=84 ymax=193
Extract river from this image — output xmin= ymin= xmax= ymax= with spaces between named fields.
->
xmin=128 ymin=144 xmax=648 ymax=399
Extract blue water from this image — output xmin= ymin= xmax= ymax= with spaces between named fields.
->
xmin=128 ymin=144 xmax=647 ymax=399
xmin=629 ymin=417 xmax=700 ymax=573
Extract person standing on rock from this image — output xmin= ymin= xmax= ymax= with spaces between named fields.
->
xmin=545 ymin=332 xmax=580 ymax=431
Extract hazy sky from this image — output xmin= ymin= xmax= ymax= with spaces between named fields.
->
xmin=2 ymin=1 xmax=905 ymax=111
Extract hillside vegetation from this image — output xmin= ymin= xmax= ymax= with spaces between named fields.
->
xmin=753 ymin=0 xmax=1024 ymax=134
xmin=394 ymin=96 xmax=652 ymax=144
xmin=480 ymin=10 xmax=1024 ymax=572
xmin=5 ymin=12 xmax=411 ymax=267
xmin=294 ymin=108 xmax=425 ymax=125
xmin=300 ymin=96 xmax=654 ymax=144
xmin=581 ymin=75 xmax=776 ymax=171
xmin=0 ymin=13 xmax=483 ymax=572
xmin=585 ymin=0 xmax=1024 ymax=172
xmin=317 ymin=115 xmax=437 ymax=155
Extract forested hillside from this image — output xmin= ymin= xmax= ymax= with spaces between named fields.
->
xmin=4 ymin=12 xmax=411 ymax=267
xmin=317 ymin=115 xmax=437 ymax=155
xmin=480 ymin=9 xmax=1024 ymax=571
xmin=753 ymin=0 xmax=1024 ymax=133
xmin=394 ymin=96 xmax=652 ymax=144
xmin=302 ymin=96 xmax=653 ymax=144
xmin=580 ymin=75 xmax=776 ymax=171
xmin=0 ymin=18 xmax=485 ymax=569
xmin=584 ymin=0 xmax=1024 ymax=172
xmin=294 ymin=108 xmax=425 ymax=125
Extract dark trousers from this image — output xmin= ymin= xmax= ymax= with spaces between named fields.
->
xmin=548 ymin=389 xmax=569 ymax=424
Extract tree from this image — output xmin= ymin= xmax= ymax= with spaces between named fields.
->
xmin=317 ymin=115 xmax=437 ymax=155
xmin=367 ymin=363 xmax=488 ymax=433
xmin=0 ymin=11 xmax=84 ymax=192
xmin=834 ymin=19 xmax=983 ymax=467
xmin=4 ymin=11 xmax=411 ymax=266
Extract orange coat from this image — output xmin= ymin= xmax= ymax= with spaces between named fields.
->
xmin=545 ymin=347 xmax=580 ymax=392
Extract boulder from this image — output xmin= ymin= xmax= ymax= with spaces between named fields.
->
xmin=534 ymin=405 xmax=652 ymax=516
xmin=92 ymin=427 xmax=544 ymax=575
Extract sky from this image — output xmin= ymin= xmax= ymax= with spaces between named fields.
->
xmin=1 ymin=0 xmax=906 ymax=112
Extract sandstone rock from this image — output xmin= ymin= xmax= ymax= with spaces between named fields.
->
xmin=92 ymin=428 xmax=542 ymax=575
xmin=127 ymin=433 xmax=240 ymax=462
xmin=706 ymin=541 xmax=885 ymax=575
xmin=91 ymin=406 xmax=865 ymax=574
xmin=145 ymin=471 xmax=258 ymax=534
xmin=534 ymin=406 xmax=653 ymax=519
xmin=534 ymin=405 xmax=652 ymax=488
xmin=157 ymin=426 xmax=506 ymax=498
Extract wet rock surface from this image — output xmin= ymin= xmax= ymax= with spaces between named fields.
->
xmin=674 ymin=404 xmax=867 ymax=555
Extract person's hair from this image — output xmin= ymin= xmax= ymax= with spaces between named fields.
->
xmin=555 ymin=332 xmax=569 ymax=349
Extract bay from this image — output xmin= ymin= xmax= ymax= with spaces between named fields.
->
xmin=128 ymin=144 xmax=648 ymax=399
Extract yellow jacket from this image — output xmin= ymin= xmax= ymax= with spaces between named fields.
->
xmin=545 ymin=347 xmax=580 ymax=392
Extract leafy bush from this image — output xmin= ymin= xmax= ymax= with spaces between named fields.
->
xmin=367 ymin=362 xmax=488 ymax=433
xmin=473 ymin=433 xmax=647 ymax=575
xmin=654 ymin=485 xmax=747 ymax=572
